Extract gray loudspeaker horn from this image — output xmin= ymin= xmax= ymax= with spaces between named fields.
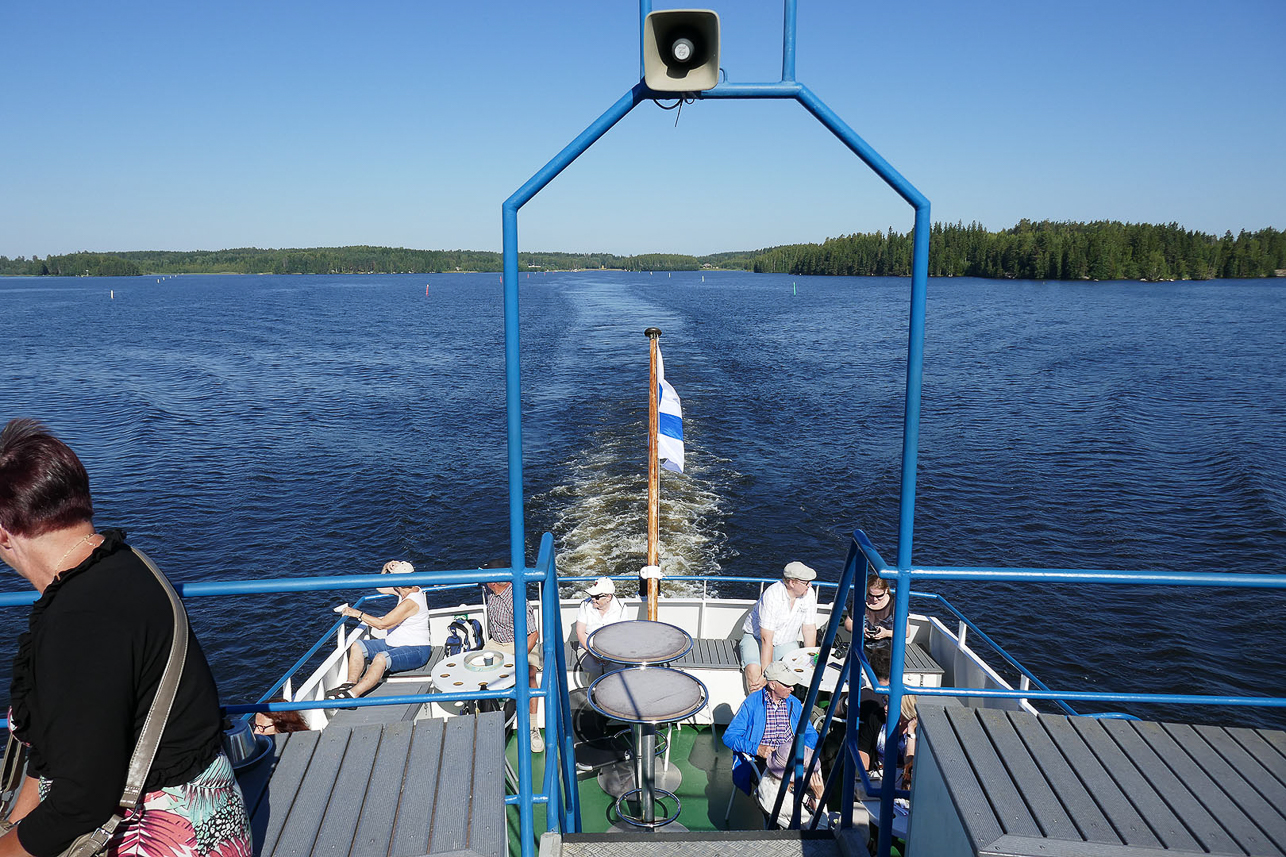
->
xmin=643 ymin=9 xmax=720 ymax=93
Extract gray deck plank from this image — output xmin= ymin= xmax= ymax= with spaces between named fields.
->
xmin=470 ymin=710 xmax=508 ymax=857
xmin=674 ymin=638 xmax=739 ymax=669
xmin=904 ymin=643 xmax=943 ymax=676
xmin=1101 ymin=718 xmax=1240 ymax=854
xmin=253 ymin=728 xmax=321 ymax=857
xmin=271 ymin=726 xmax=352 ymax=857
xmin=350 ymin=721 xmax=413 ymax=857
xmin=327 ymin=680 xmax=431 ymax=728
xmin=1038 ymin=715 xmax=1164 ymax=849
xmin=1011 ymin=714 xmax=1119 ymax=845
xmin=249 ymin=714 xmax=506 ymax=857
xmin=390 ymin=719 xmax=445 ymax=857
xmin=1070 ymin=717 xmax=1204 ymax=851
xmin=310 ymin=725 xmax=383 ymax=857
xmin=1234 ymin=727 xmax=1286 ymax=786
xmin=1154 ymin=722 xmax=1286 ymax=856
xmin=919 ymin=706 xmax=1004 ymax=849
xmin=1194 ymin=724 xmax=1286 ymax=814
xmin=948 ymin=707 xmax=1043 ymax=838
xmin=429 ymin=716 xmax=480 ymax=854
xmin=975 ymin=710 xmax=1078 ymax=840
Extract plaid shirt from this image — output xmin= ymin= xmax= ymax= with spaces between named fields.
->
xmin=761 ymin=690 xmax=792 ymax=749
xmin=483 ymin=583 xmax=536 ymax=644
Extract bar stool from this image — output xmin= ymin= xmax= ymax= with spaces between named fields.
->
xmin=588 ymin=666 xmax=707 ymax=828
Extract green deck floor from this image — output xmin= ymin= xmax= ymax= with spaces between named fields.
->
xmin=503 ymin=725 xmax=902 ymax=857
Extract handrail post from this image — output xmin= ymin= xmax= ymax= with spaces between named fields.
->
xmin=781 ymin=0 xmax=797 ymax=82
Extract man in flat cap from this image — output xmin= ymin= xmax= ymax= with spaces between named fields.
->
xmin=739 ymin=561 xmax=818 ymax=692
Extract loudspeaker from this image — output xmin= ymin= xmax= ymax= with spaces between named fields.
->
xmin=642 ymin=9 xmax=720 ymax=93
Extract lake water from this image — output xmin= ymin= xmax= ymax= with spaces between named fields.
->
xmin=3 ymin=271 xmax=1284 ymax=726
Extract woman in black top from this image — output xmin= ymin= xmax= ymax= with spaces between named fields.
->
xmin=0 ymin=419 xmax=251 ymax=857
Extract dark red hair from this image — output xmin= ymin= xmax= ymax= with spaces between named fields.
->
xmin=0 ymin=419 xmax=94 ymax=536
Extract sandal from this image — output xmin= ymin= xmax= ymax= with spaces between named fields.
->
xmin=324 ymin=688 xmax=358 ymax=710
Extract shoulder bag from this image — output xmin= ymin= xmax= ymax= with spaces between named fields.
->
xmin=0 ymin=547 xmax=190 ymax=857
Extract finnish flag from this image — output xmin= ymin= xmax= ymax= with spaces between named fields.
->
xmin=656 ymin=345 xmax=684 ymax=473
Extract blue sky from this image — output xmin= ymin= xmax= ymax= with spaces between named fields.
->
xmin=2 ymin=0 xmax=1283 ymax=258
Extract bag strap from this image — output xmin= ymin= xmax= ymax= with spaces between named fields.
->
xmin=119 ymin=548 xmax=189 ymax=809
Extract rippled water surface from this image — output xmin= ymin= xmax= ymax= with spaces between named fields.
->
xmin=3 ymin=272 xmax=1284 ymax=726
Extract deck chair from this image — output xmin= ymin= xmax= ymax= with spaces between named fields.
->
xmin=722 ymin=750 xmax=765 ymax=824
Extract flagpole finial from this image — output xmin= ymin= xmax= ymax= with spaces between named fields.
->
xmin=644 ymin=327 xmax=662 ymax=339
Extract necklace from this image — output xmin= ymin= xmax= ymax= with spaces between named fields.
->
xmin=54 ymin=532 xmax=100 ymax=571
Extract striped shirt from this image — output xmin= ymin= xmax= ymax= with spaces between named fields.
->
xmin=761 ymin=690 xmax=793 ymax=749
xmin=483 ymin=583 xmax=536 ymax=644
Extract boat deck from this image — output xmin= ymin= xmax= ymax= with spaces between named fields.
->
xmin=915 ymin=706 xmax=1286 ymax=856
xmin=240 ymin=711 xmax=506 ymax=857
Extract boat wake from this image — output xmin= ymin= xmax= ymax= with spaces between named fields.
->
xmin=531 ymin=422 xmax=728 ymax=598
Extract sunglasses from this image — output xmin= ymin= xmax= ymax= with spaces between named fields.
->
xmin=866 ymin=589 xmax=889 ymax=603
xmin=590 ymin=593 xmax=612 ymax=601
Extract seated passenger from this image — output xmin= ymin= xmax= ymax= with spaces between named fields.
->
xmin=843 ymin=572 xmax=895 ymax=650
xmin=575 ymin=577 xmax=626 ymax=680
xmin=739 ymin=561 xmax=819 ymax=692
xmin=252 ymin=699 xmax=310 ymax=735
xmin=328 ymin=560 xmax=432 ymax=701
xmin=857 ymin=691 xmax=918 ymax=786
xmin=723 ymin=660 xmax=823 ymax=824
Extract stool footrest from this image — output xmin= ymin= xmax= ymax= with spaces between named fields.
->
xmin=613 ymin=787 xmax=682 ymax=829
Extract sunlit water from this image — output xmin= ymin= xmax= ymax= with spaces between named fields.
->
xmin=3 ymin=272 xmax=1284 ymax=726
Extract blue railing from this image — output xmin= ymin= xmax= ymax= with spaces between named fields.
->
xmin=771 ymin=530 xmax=1286 ymax=856
xmin=0 ymin=538 xmax=576 ymax=857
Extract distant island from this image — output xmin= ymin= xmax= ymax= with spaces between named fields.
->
xmin=3 ymin=220 xmax=1282 ymax=281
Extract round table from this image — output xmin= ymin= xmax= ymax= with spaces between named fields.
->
xmin=586 ymin=620 xmax=693 ymax=666
xmin=432 ymin=649 xmax=518 ymax=714
xmin=779 ymin=647 xmax=868 ymax=694
xmin=588 ymin=667 xmax=707 ymax=828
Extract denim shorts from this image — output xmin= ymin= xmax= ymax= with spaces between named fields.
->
xmin=359 ymin=639 xmax=432 ymax=673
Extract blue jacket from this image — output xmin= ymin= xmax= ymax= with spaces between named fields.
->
xmin=722 ymin=688 xmax=818 ymax=793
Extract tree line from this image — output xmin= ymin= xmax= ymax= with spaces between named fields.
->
xmin=3 ymin=221 xmax=1283 ymax=280
xmin=752 ymin=221 xmax=1286 ymax=281
xmin=0 ymin=246 xmax=729 ymax=277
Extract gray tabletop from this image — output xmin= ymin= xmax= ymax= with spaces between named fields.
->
xmin=588 ymin=667 xmax=707 ymax=723
xmin=587 ymin=619 xmax=693 ymax=665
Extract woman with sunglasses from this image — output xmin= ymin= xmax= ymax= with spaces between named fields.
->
xmin=863 ymin=574 xmax=895 ymax=644
xmin=250 ymin=701 xmax=309 ymax=736
xmin=575 ymin=577 xmax=625 ymax=680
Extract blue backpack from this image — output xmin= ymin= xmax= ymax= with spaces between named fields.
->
xmin=444 ymin=619 xmax=485 ymax=655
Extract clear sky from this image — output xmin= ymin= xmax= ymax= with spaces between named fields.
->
xmin=3 ymin=0 xmax=1283 ymax=258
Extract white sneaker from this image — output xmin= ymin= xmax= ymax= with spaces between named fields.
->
xmin=530 ymin=726 xmax=545 ymax=753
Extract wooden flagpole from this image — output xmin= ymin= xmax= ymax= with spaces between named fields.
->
xmin=644 ymin=326 xmax=662 ymax=620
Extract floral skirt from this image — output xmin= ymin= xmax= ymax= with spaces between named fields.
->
xmin=41 ymin=752 xmax=252 ymax=857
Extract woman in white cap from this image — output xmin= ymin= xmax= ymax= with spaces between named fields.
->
xmin=328 ymin=559 xmax=432 ymax=701
xmin=739 ymin=561 xmax=819 ymax=692
xmin=575 ymin=577 xmax=626 ymax=680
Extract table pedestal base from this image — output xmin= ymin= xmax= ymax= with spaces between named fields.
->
xmin=611 ymin=724 xmax=682 ymax=829
xmin=597 ymin=758 xmax=683 ymax=797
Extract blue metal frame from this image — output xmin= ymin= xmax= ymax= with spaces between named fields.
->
xmin=498 ymin=4 xmax=1286 ymax=855
xmin=501 ymin=8 xmax=929 ymax=849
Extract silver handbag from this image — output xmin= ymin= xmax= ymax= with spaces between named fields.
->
xmin=0 ymin=548 xmax=189 ymax=857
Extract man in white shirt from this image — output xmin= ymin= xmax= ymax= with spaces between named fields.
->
xmin=739 ymin=561 xmax=819 ymax=692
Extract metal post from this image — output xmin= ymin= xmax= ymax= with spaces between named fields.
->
xmin=644 ymin=327 xmax=662 ymax=618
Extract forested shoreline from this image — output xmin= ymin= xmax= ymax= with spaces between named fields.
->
xmin=2 ymin=221 xmax=1282 ymax=280
xmin=752 ymin=221 xmax=1285 ymax=281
